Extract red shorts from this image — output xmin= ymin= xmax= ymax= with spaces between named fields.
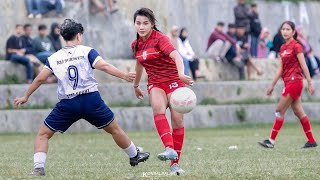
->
xmin=282 ymin=81 xmax=303 ymax=100
xmin=147 ymin=80 xmax=185 ymax=94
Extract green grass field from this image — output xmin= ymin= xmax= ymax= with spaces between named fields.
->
xmin=1 ymin=123 xmax=320 ymax=180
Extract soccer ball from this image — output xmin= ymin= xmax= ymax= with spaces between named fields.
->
xmin=170 ymin=87 xmax=197 ymax=114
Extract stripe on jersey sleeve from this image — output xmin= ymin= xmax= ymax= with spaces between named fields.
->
xmin=44 ymin=59 xmax=53 ymax=72
xmin=88 ymin=49 xmax=103 ymax=68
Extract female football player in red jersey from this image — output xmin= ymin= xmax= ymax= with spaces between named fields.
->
xmin=259 ymin=21 xmax=317 ymax=149
xmin=131 ymin=8 xmax=193 ymax=175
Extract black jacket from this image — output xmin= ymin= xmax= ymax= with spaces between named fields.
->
xmin=249 ymin=12 xmax=262 ymax=37
xmin=21 ymin=35 xmax=34 ymax=55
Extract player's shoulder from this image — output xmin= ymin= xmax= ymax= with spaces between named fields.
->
xmin=154 ymin=30 xmax=168 ymax=39
xmin=78 ymin=45 xmax=94 ymax=52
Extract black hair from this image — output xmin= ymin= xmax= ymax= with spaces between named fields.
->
xmin=133 ymin=8 xmax=160 ymax=53
xmin=179 ymin=27 xmax=187 ymax=42
xmin=281 ymin=21 xmax=298 ymax=40
xmin=60 ymin=19 xmax=84 ymax=41
xmin=23 ymin=24 xmax=32 ymax=30
xmin=228 ymin=23 xmax=236 ymax=29
xmin=38 ymin=24 xmax=47 ymax=31
xmin=217 ymin=22 xmax=225 ymax=26
xmin=16 ymin=24 xmax=23 ymax=28
xmin=251 ymin=3 xmax=257 ymax=7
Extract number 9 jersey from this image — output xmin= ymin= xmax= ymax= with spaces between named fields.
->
xmin=44 ymin=45 xmax=102 ymax=100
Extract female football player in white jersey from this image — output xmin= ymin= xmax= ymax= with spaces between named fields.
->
xmin=14 ymin=19 xmax=149 ymax=176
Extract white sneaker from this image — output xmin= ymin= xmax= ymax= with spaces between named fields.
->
xmin=35 ymin=14 xmax=42 ymax=19
xmin=27 ymin=14 xmax=34 ymax=19
xmin=170 ymin=163 xmax=185 ymax=176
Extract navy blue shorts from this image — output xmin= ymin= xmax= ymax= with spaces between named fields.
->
xmin=44 ymin=91 xmax=114 ymax=133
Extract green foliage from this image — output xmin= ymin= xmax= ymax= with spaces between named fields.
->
xmin=200 ymin=97 xmax=219 ymax=105
xmin=236 ymin=107 xmax=247 ymax=122
xmin=0 ymin=74 xmax=23 ymax=84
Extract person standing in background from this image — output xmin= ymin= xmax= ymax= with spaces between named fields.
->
xmin=178 ymin=28 xmax=195 ymax=76
xmin=249 ymin=3 xmax=262 ymax=57
xmin=234 ymin=0 xmax=250 ymax=32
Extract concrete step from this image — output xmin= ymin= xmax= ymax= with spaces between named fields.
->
xmin=1 ymin=80 xmax=320 ymax=109
xmin=1 ymin=103 xmax=320 ymax=133
xmin=0 ymin=59 xmax=279 ymax=83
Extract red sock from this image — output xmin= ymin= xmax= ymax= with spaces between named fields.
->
xmin=270 ymin=117 xmax=284 ymax=141
xmin=154 ymin=114 xmax=174 ymax=148
xmin=171 ymin=127 xmax=184 ymax=166
xmin=300 ymin=116 xmax=316 ymax=143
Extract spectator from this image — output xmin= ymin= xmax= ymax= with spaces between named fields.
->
xmin=225 ymin=24 xmax=245 ymax=80
xmin=207 ymin=22 xmax=237 ymax=61
xmin=178 ymin=28 xmax=195 ymax=76
xmin=234 ymin=0 xmax=250 ymax=32
xmin=257 ymin=28 xmax=270 ymax=58
xmin=249 ymin=3 xmax=262 ymax=57
xmin=33 ymin=24 xmax=55 ymax=64
xmin=22 ymin=24 xmax=45 ymax=76
xmin=21 ymin=24 xmax=35 ymax=55
xmin=90 ymin=0 xmax=118 ymax=16
xmin=236 ymin=24 xmax=263 ymax=79
xmin=48 ymin=23 xmax=62 ymax=52
xmin=169 ymin=25 xmax=179 ymax=49
xmin=297 ymin=26 xmax=320 ymax=78
xmin=39 ymin=0 xmax=65 ymax=18
xmin=5 ymin=25 xmax=33 ymax=83
xmin=269 ymin=26 xmax=285 ymax=58
xmin=25 ymin=0 xmax=42 ymax=18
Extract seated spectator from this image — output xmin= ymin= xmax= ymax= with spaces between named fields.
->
xmin=25 ymin=0 xmax=42 ymax=18
xmin=225 ymin=24 xmax=246 ymax=79
xmin=5 ymin=25 xmax=33 ymax=83
xmin=178 ymin=28 xmax=194 ymax=76
xmin=169 ymin=25 xmax=179 ymax=49
xmin=236 ymin=24 xmax=263 ymax=79
xmin=33 ymin=24 xmax=55 ymax=64
xmin=207 ymin=22 xmax=237 ymax=61
xmin=48 ymin=23 xmax=62 ymax=52
xmin=39 ymin=0 xmax=65 ymax=18
xmin=90 ymin=0 xmax=118 ymax=16
xmin=177 ymin=27 xmax=203 ymax=81
xmin=257 ymin=28 xmax=270 ymax=58
xmin=269 ymin=26 xmax=284 ymax=58
xmin=297 ymin=26 xmax=320 ymax=78
xmin=22 ymin=24 xmax=44 ymax=76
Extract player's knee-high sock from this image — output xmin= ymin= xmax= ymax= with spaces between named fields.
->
xmin=300 ymin=116 xmax=316 ymax=143
xmin=269 ymin=117 xmax=284 ymax=143
xmin=123 ymin=141 xmax=138 ymax=158
xmin=171 ymin=127 xmax=184 ymax=166
xmin=154 ymin=114 xmax=174 ymax=148
xmin=34 ymin=152 xmax=47 ymax=169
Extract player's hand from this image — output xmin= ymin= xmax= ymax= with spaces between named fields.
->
xmin=134 ymin=87 xmax=144 ymax=100
xmin=179 ymin=74 xmax=194 ymax=86
xmin=266 ymin=86 xmax=274 ymax=96
xmin=14 ymin=96 xmax=28 ymax=108
xmin=124 ymin=72 xmax=136 ymax=82
xmin=308 ymin=82 xmax=315 ymax=95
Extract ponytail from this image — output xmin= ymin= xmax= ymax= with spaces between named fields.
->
xmin=134 ymin=33 xmax=139 ymax=54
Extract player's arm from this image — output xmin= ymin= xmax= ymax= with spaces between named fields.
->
xmin=14 ymin=68 xmax=52 ymax=108
xmin=134 ymin=61 xmax=143 ymax=87
xmin=94 ymin=59 xmax=136 ymax=82
xmin=297 ymin=52 xmax=314 ymax=95
xmin=133 ymin=61 xmax=144 ymax=100
xmin=169 ymin=50 xmax=193 ymax=86
xmin=267 ymin=59 xmax=283 ymax=96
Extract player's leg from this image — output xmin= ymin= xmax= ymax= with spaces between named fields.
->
xmin=83 ymin=92 xmax=149 ymax=166
xmin=149 ymin=87 xmax=177 ymax=161
xmin=102 ymin=120 xmax=150 ymax=166
xmin=258 ymin=95 xmax=293 ymax=148
xmin=168 ymin=101 xmax=185 ymax=175
xmin=31 ymin=124 xmax=55 ymax=176
xmin=291 ymin=98 xmax=317 ymax=148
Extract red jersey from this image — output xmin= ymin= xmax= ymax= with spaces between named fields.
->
xmin=279 ymin=39 xmax=304 ymax=84
xmin=131 ymin=30 xmax=179 ymax=84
